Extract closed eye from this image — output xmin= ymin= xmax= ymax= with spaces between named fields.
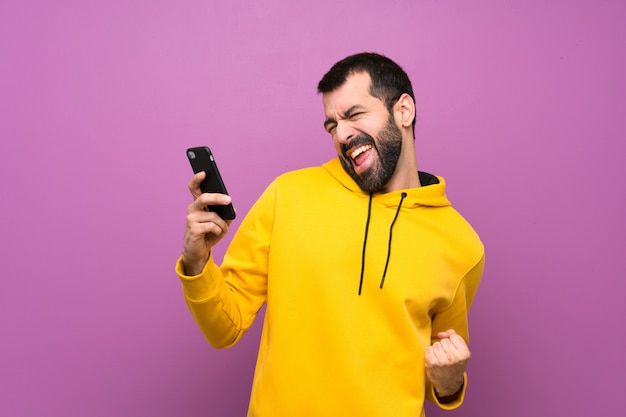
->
xmin=324 ymin=121 xmax=337 ymax=134
xmin=323 ymin=106 xmax=367 ymax=133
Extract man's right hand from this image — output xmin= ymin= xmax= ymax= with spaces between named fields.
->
xmin=182 ymin=171 xmax=233 ymax=276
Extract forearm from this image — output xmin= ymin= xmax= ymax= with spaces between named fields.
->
xmin=176 ymin=180 xmax=274 ymax=348
xmin=176 ymin=255 xmax=246 ymax=348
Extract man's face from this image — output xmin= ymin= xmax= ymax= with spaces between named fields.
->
xmin=322 ymin=72 xmax=403 ymax=193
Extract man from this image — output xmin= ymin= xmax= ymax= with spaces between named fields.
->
xmin=176 ymin=52 xmax=484 ymax=417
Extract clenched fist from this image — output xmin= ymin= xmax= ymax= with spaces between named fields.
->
xmin=425 ymin=329 xmax=470 ymax=398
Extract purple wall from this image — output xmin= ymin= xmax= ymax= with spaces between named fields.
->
xmin=1 ymin=1 xmax=624 ymax=416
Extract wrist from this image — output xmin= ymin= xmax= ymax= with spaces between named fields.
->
xmin=435 ymin=380 xmax=464 ymax=403
xmin=182 ymin=253 xmax=209 ymax=276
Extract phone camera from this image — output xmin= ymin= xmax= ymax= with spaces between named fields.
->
xmin=187 ymin=151 xmax=196 ymax=159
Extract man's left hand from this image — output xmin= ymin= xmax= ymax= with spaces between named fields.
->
xmin=425 ymin=329 xmax=470 ymax=397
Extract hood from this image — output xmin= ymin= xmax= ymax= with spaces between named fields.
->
xmin=322 ymin=158 xmax=451 ymax=208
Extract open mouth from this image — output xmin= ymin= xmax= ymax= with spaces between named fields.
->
xmin=347 ymin=144 xmax=373 ymax=168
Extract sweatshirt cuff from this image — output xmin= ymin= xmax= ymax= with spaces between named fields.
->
xmin=432 ymin=373 xmax=468 ymax=410
xmin=175 ymin=254 xmax=223 ymax=302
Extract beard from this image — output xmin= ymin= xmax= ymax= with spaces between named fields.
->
xmin=339 ymin=116 xmax=403 ymax=194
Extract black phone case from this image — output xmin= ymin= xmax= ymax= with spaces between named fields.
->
xmin=186 ymin=146 xmax=236 ymax=220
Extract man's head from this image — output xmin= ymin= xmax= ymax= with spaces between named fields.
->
xmin=317 ymin=53 xmax=417 ymax=194
xmin=317 ymin=52 xmax=416 ymax=132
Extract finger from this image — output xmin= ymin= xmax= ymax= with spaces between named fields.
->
xmin=447 ymin=333 xmax=468 ymax=350
xmin=434 ymin=338 xmax=465 ymax=362
xmin=439 ymin=338 xmax=455 ymax=353
xmin=437 ymin=329 xmax=457 ymax=339
xmin=185 ymin=221 xmax=229 ymax=255
xmin=425 ymin=346 xmax=434 ymax=360
xmin=189 ymin=219 xmax=226 ymax=237
xmin=188 ymin=171 xmax=206 ymax=199
xmin=429 ymin=347 xmax=452 ymax=366
xmin=187 ymin=208 xmax=230 ymax=230
xmin=190 ymin=193 xmax=232 ymax=213
xmin=441 ymin=339 xmax=461 ymax=362
xmin=424 ymin=346 xmax=438 ymax=368
xmin=187 ymin=209 xmax=221 ymax=225
xmin=430 ymin=341 xmax=447 ymax=361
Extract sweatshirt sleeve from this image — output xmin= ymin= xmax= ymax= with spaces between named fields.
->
xmin=175 ymin=181 xmax=277 ymax=349
xmin=425 ymin=252 xmax=485 ymax=409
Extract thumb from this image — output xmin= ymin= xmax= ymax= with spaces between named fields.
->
xmin=437 ymin=329 xmax=457 ymax=339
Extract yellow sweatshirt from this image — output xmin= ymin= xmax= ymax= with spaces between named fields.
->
xmin=176 ymin=158 xmax=484 ymax=417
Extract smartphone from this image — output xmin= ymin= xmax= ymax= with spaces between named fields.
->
xmin=186 ymin=146 xmax=236 ymax=220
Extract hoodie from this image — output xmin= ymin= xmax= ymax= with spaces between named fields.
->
xmin=176 ymin=158 xmax=485 ymax=417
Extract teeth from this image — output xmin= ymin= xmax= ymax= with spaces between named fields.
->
xmin=350 ymin=145 xmax=371 ymax=159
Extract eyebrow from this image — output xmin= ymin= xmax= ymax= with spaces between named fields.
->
xmin=323 ymin=105 xmax=366 ymax=131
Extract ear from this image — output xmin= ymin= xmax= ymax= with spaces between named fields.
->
xmin=394 ymin=93 xmax=416 ymax=129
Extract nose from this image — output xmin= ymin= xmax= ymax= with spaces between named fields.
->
xmin=334 ymin=121 xmax=356 ymax=144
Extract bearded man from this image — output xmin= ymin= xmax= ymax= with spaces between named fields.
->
xmin=176 ymin=52 xmax=485 ymax=417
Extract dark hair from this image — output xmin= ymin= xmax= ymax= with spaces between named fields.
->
xmin=317 ymin=52 xmax=416 ymax=129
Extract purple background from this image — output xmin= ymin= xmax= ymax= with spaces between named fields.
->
xmin=1 ymin=1 xmax=625 ymax=416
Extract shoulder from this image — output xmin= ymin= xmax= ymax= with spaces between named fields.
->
xmin=273 ymin=164 xmax=334 ymax=190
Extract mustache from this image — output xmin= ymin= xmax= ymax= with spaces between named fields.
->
xmin=341 ymin=134 xmax=376 ymax=158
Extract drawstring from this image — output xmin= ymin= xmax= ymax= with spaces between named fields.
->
xmin=358 ymin=193 xmax=373 ymax=296
xmin=358 ymin=192 xmax=407 ymax=295
xmin=380 ymin=192 xmax=407 ymax=289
